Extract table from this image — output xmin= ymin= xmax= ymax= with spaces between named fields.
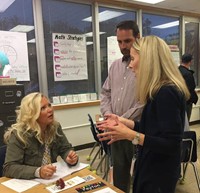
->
xmin=0 ymin=168 xmax=124 ymax=193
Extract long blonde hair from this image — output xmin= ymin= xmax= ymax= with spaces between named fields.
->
xmin=4 ymin=92 xmax=59 ymax=146
xmin=132 ymin=35 xmax=190 ymax=104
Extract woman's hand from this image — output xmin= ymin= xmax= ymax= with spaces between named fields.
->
xmin=96 ymin=114 xmax=119 ymax=131
xmin=97 ymin=119 xmax=135 ymax=145
xmin=40 ymin=164 xmax=56 ymax=179
xmin=66 ymin=150 xmax=78 ymax=165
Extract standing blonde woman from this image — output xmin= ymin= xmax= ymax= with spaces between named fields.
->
xmin=97 ymin=36 xmax=190 ymax=193
xmin=3 ymin=92 xmax=78 ymax=179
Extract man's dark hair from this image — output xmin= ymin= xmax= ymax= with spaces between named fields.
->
xmin=182 ymin=53 xmax=193 ymax=63
xmin=116 ymin=20 xmax=140 ymax=38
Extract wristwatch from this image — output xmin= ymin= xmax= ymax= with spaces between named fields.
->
xmin=132 ymin=132 xmax=140 ymax=145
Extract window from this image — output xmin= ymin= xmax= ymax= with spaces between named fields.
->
xmin=41 ymin=0 xmax=95 ymax=100
xmin=99 ymin=7 xmax=136 ymax=85
xmin=142 ymin=13 xmax=180 ymax=65
xmin=142 ymin=13 xmax=180 ymax=46
xmin=185 ymin=20 xmax=200 ymax=87
xmin=0 ymin=0 xmax=39 ymax=94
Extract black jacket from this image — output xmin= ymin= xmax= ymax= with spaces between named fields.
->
xmin=133 ymin=86 xmax=185 ymax=193
xmin=179 ymin=65 xmax=198 ymax=104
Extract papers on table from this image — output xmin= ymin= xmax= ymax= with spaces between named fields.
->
xmin=34 ymin=160 xmax=89 ymax=184
xmin=1 ymin=161 xmax=88 ymax=192
xmin=82 ymin=175 xmax=96 ymax=182
xmin=1 ymin=179 xmax=40 ymax=193
xmin=46 ymin=176 xmax=85 ymax=193
xmin=93 ymin=187 xmax=117 ymax=193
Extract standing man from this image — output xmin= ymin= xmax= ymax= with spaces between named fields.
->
xmin=100 ymin=20 xmax=143 ymax=192
xmin=179 ymin=53 xmax=198 ymax=120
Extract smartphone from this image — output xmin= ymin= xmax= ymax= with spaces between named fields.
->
xmin=95 ymin=114 xmax=104 ymax=122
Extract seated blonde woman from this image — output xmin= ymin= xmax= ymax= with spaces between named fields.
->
xmin=3 ymin=92 xmax=78 ymax=179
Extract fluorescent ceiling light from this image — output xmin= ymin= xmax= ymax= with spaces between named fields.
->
xmin=10 ymin=25 xmax=34 ymax=33
xmin=86 ymin=42 xmax=93 ymax=45
xmin=82 ymin=10 xmax=125 ymax=22
xmin=85 ymin=32 xmax=106 ymax=37
xmin=27 ymin=38 xmax=35 ymax=43
xmin=152 ymin=21 xmax=179 ymax=29
xmin=0 ymin=0 xmax=15 ymax=13
xmin=134 ymin=0 xmax=165 ymax=4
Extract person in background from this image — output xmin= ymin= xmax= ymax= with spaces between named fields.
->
xmin=3 ymin=92 xmax=78 ymax=179
xmin=179 ymin=53 xmax=198 ymax=121
xmin=98 ymin=36 xmax=190 ymax=193
xmin=100 ymin=20 xmax=143 ymax=192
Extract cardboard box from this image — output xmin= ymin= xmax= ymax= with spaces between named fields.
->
xmin=0 ymin=78 xmax=16 ymax=85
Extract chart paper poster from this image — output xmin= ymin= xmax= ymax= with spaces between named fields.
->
xmin=169 ymin=45 xmax=180 ymax=65
xmin=107 ymin=36 xmax=123 ymax=71
xmin=0 ymin=31 xmax=30 ymax=81
xmin=52 ymin=33 xmax=88 ymax=81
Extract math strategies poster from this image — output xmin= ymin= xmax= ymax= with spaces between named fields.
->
xmin=52 ymin=33 xmax=88 ymax=81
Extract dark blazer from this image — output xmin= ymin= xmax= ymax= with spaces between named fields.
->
xmin=133 ymin=85 xmax=185 ymax=193
xmin=179 ymin=65 xmax=198 ymax=104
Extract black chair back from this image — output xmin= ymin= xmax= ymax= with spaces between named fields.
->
xmin=88 ymin=114 xmax=110 ymax=155
xmin=88 ymin=114 xmax=100 ymax=142
xmin=0 ymin=145 xmax=6 ymax=177
xmin=181 ymin=131 xmax=197 ymax=163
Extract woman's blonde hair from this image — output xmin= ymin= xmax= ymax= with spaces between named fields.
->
xmin=4 ymin=92 xmax=59 ymax=146
xmin=132 ymin=35 xmax=190 ymax=104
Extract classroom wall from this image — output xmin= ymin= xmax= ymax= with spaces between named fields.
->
xmin=54 ymin=91 xmax=200 ymax=147
xmin=54 ymin=104 xmax=101 ymax=147
xmin=190 ymin=91 xmax=200 ymax=122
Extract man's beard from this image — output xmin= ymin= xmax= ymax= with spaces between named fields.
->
xmin=121 ymin=49 xmax=130 ymax=56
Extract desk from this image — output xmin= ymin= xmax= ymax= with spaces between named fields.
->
xmin=0 ymin=168 xmax=124 ymax=193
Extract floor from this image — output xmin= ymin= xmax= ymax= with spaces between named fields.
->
xmin=77 ymin=124 xmax=200 ymax=193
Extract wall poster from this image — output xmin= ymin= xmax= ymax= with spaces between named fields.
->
xmin=0 ymin=31 xmax=30 ymax=81
xmin=52 ymin=33 xmax=88 ymax=81
xmin=169 ymin=44 xmax=180 ymax=66
xmin=107 ymin=36 xmax=123 ymax=71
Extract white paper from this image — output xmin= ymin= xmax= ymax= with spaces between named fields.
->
xmin=72 ymin=94 xmax=79 ymax=102
xmin=1 ymin=179 xmax=40 ymax=193
xmin=78 ymin=94 xmax=89 ymax=102
xmin=46 ymin=176 xmax=85 ymax=193
xmin=52 ymin=33 xmax=88 ymax=81
xmin=82 ymin=174 xmax=96 ymax=182
xmin=34 ymin=160 xmax=88 ymax=185
xmin=90 ymin=93 xmax=97 ymax=101
xmin=52 ymin=96 xmax=61 ymax=104
xmin=107 ymin=36 xmax=123 ymax=71
xmin=0 ymin=31 xmax=30 ymax=81
xmin=93 ymin=187 xmax=117 ymax=193
xmin=66 ymin=95 xmax=73 ymax=103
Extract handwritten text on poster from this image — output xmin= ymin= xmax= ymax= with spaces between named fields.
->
xmin=0 ymin=31 xmax=30 ymax=81
xmin=52 ymin=33 xmax=88 ymax=81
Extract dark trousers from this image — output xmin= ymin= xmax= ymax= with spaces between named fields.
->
xmin=186 ymin=103 xmax=192 ymax=121
xmin=111 ymin=140 xmax=134 ymax=193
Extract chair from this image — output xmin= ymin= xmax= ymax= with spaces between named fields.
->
xmin=86 ymin=114 xmax=102 ymax=162
xmin=0 ymin=145 xmax=6 ymax=177
xmin=180 ymin=131 xmax=200 ymax=192
xmin=87 ymin=114 xmax=111 ymax=180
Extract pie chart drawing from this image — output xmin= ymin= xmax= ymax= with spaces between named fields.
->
xmin=0 ymin=45 xmax=17 ymax=64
